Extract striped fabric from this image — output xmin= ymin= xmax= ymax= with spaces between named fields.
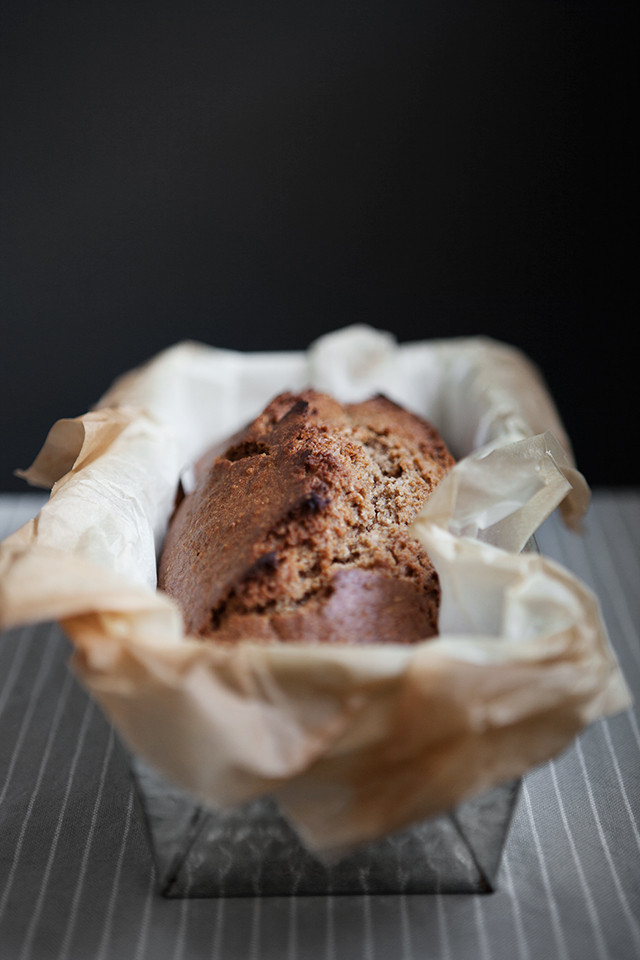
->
xmin=1 ymin=491 xmax=639 ymax=960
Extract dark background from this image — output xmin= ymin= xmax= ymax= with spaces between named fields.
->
xmin=1 ymin=1 xmax=635 ymax=490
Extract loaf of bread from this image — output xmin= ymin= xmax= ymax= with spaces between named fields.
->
xmin=158 ymin=390 xmax=455 ymax=644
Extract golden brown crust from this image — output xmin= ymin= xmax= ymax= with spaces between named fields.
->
xmin=158 ymin=390 xmax=454 ymax=644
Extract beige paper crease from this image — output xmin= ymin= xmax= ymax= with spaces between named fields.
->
xmin=0 ymin=325 xmax=630 ymax=855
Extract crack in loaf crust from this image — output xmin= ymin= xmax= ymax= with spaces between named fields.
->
xmin=158 ymin=390 xmax=455 ymax=644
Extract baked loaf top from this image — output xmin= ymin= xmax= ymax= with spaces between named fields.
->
xmin=158 ymin=390 xmax=454 ymax=644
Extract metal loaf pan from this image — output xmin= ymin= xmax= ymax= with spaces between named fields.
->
xmin=131 ymin=757 xmax=520 ymax=898
xmin=131 ymin=538 xmax=536 ymax=897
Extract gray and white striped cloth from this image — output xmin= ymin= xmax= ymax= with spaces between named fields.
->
xmin=1 ymin=491 xmax=639 ymax=960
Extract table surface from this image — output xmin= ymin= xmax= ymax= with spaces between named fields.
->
xmin=1 ymin=490 xmax=639 ymax=960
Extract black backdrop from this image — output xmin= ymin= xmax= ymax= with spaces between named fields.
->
xmin=1 ymin=1 xmax=635 ymax=490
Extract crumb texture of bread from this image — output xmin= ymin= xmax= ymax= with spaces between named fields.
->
xmin=158 ymin=390 xmax=455 ymax=644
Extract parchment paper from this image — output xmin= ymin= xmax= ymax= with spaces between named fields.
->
xmin=0 ymin=325 xmax=629 ymax=855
